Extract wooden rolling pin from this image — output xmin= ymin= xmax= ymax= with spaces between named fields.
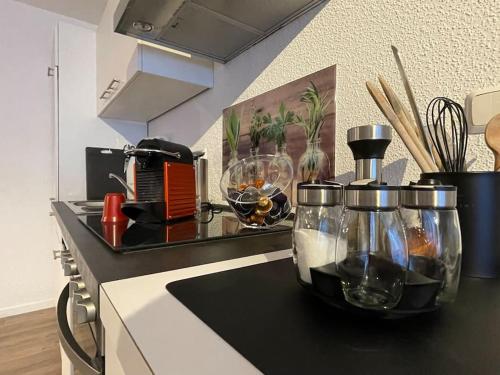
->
xmin=378 ymin=76 xmax=439 ymax=172
xmin=366 ymin=81 xmax=437 ymax=173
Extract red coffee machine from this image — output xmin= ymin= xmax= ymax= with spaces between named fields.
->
xmin=121 ymin=138 xmax=197 ymax=223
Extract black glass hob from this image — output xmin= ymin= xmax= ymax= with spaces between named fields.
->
xmin=79 ymin=211 xmax=292 ymax=253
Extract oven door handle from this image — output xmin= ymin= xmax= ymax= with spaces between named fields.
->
xmin=57 ymin=284 xmax=103 ymax=375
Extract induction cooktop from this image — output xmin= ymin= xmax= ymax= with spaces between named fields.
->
xmin=79 ymin=210 xmax=292 ymax=253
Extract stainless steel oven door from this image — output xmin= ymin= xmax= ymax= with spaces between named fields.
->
xmin=57 ymin=284 xmax=103 ymax=375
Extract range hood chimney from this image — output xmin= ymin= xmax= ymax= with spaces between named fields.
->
xmin=114 ymin=0 xmax=327 ymax=63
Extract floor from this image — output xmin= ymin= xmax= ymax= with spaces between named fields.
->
xmin=0 ymin=308 xmax=61 ymax=375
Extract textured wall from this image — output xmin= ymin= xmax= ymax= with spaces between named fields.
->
xmin=150 ymin=0 xmax=499 ymax=202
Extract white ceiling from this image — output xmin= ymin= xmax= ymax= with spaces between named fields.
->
xmin=13 ymin=0 xmax=108 ymax=24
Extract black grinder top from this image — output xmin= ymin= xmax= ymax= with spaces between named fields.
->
xmin=347 ymin=124 xmax=392 ymax=160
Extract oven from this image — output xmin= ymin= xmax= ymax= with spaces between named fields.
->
xmin=54 ymin=240 xmax=103 ymax=375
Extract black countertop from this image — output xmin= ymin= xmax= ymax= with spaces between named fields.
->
xmin=52 ymin=202 xmax=292 ymax=305
xmin=168 ymin=258 xmax=500 ymax=375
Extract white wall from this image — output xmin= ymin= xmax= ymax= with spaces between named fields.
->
xmin=0 ymin=0 xmax=65 ymax=317
xmin=150 ymin=0 xmax=499 ymax=202
xmin=0 ymin=0 xmax=145 ymax=317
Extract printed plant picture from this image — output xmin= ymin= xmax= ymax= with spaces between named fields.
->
xmin=222 ymin=65 xmax=336 ymax=204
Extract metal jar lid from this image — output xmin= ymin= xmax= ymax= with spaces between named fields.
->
xmin=400 ymin=179 xmax=457 ymax=209
xmin=345 ymin=180 xmax=399 ymax=209
xmin=347 ymin=124 xmax=392 ymax=143
xmin=297 ymin=181 xmax=344 ymax=206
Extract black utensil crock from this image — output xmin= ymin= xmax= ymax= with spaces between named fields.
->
xmin=421 ymin=172 xmax=500 ymax=278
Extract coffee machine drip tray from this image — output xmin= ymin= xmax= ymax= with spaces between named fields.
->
xmin=78 ymin=208 xmax=292 ymax=253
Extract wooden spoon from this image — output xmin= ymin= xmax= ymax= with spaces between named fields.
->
xmin=366 ymin=81 xmax=435 ymax=173
xmin=378 ymin=76 xmax=438 ymax=172
xmin=485 ymin=114 xmax=500 ymax=171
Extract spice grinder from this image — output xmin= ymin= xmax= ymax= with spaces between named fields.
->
xmin=293 ymin=182 xmax=344 ymax=285
xmin=347 ymin=124 xmax=392 ymax=182
xmin=338 ymin=182 xmax=406 ymax=310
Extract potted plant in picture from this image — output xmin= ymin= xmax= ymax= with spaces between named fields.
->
xmin=225 ymin=109 xmax=241 ymax=167
xmin=262 ymin=102 xmax=295 ymax=161
xmin=250 ymin=109 xmax=264 ymax=156
xmin=225 ymin=109 xmax=244 ymax=187
xmin=262 ymin=102 xmax=295 ymax=195
xmin=246 ymin=109 xmax=265 ymax=182
xmin=296 ymin=82 xmax=331 ymax=182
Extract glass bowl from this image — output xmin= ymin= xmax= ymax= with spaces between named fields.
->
xmin=220 ymin=154 xmax=293 ymax=228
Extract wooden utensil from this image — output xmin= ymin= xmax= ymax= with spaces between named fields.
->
xmin=366 ymin=81 xmax=436 ymax=173
xmin=431 ymin=145 xmax=444 ymax=171
xmin=378 ymin=76 xmax=438 ymax=172
xmin=485 ymin=114 xmax=500 ymax=171
xmin=378 ymin=76 xmax=424 ymax=142
xmin=391 ymin=45 xmax=434 ymax=156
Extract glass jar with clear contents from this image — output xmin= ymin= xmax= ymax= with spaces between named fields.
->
xmin=293 ymin=182 xmax=344 ymax=286
xmin=400 ymin=180 xmax=461 ymax=303
xmin=336 ymin=183 xmax=408 ymax=310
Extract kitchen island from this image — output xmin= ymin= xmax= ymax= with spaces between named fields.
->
xmin=51 ymin=202 xmax=292 ymax=374
xmin=52 ymin=202 xmax=500 ymax=374
xmin=101 ymin=250 xmax=500 ymax=374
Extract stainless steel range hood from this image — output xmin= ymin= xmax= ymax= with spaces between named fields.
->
xmin=114 ymin=0 xmax=326 ymax=63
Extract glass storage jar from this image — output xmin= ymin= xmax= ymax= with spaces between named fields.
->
xmin=336 ymin=182 xmax=408 ymax=310
xmin=293 ymin=182 xmax=344 ymax=286
xmin=400 ymin=180 xmax=461 ymax=303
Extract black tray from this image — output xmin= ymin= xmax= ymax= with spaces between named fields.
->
xmin=308 ymin=262 xmax=442 ymax=319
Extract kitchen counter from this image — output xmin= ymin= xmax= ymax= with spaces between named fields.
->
xmin=101 ymin=250 xmax=500 ymax=375
xmin=51 ymin=202 xmax=292 ymax=308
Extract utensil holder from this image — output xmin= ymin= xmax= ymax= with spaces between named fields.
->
xmin=421 ymin=172 xmax=500 ymax=278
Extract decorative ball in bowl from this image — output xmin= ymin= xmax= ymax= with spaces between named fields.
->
xmin=220 ymin=154 xmax=293 ymax=228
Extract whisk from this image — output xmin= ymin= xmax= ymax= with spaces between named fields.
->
xmin=426 ymin=97 xmax=468 ymax=172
